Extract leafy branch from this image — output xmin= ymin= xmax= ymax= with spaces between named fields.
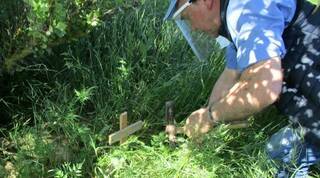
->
xmin=1 ymin=0 xmax=129 ymax=72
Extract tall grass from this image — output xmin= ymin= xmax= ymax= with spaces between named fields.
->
xmin=0 ymin=0 xmax=319 ymax=177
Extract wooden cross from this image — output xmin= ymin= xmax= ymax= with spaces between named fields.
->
xmin=108 ymin=112 xmax=144 ymax=145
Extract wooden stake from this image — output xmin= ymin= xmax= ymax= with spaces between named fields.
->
xmin=120 ymin=112 xmax=128 ymax=144
xmin=165 ymin=101 xmax=177 ymax=143
xmin=173 ymin=120 xmax=249 ymax=134
xmin=225 ymin=120 xmax=249 ymax=129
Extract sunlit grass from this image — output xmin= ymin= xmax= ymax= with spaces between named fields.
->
xmin=309 ymin=0 xmax=319 ymax=5
xmin=96 ymin=124 xmax=276 ymax=178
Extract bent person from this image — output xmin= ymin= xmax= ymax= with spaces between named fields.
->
xmin=164 ymin=0 xmax=320 ymax=177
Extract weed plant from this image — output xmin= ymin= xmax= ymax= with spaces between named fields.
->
xmin=0 ymin=0 xmax=319 ymax=177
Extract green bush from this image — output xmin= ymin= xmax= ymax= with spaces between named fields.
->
xmin=0 ymin=0 xmax=123 ymax=72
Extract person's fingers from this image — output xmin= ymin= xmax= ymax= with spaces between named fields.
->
xmin=176 ymin=127 xmax=185 ymax=134
xmin=184 ymin=108 xmax=212 ymax=138
xmin=200 ymin=124 xmax=211 ymax=133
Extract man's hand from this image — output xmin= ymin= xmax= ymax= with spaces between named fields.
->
xmin=184 ymin=108 xmax=214 ymax=139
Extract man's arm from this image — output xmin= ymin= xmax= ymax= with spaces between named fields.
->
xmin=183 ymin=57 xmax=283 ymax=138
xmin=209 ymin=57 xmax=283 ymax=122
xmin=208 ymin=68 xmax=240 ymax=106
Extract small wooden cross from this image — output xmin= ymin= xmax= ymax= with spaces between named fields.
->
xmin=108 ymin=112 xmax=144 ymax=145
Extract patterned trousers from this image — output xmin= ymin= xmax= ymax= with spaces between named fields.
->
xmin=266 ymin=126 xmax=320 ymax=178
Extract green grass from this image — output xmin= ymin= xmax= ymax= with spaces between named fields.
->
xmin=0 ymin=0 xmax=319 ymax=177
xmin=96 ymin=127 xmax=275 ymax=177
xmin=309 ymin=0 xmax=320 ymax=5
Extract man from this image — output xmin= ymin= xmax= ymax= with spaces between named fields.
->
xmin=164 ymin=0 xmax=320 ymax=177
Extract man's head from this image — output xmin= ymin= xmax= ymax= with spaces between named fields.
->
xmin=164 ymin=0 xmax=221 ymax=37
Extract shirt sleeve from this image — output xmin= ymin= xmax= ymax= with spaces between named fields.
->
xmin=227 ymin=0 xmax=296 ymax=71
xmin=225 ymin=44 xmax=238 ymax=70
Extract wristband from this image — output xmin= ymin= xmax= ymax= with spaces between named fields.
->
xmin=207 ymin=105 xmax=218 ymax=124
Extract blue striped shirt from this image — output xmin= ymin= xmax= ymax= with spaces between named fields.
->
xmin=225 ymin=0 xmax=297 ymax=71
